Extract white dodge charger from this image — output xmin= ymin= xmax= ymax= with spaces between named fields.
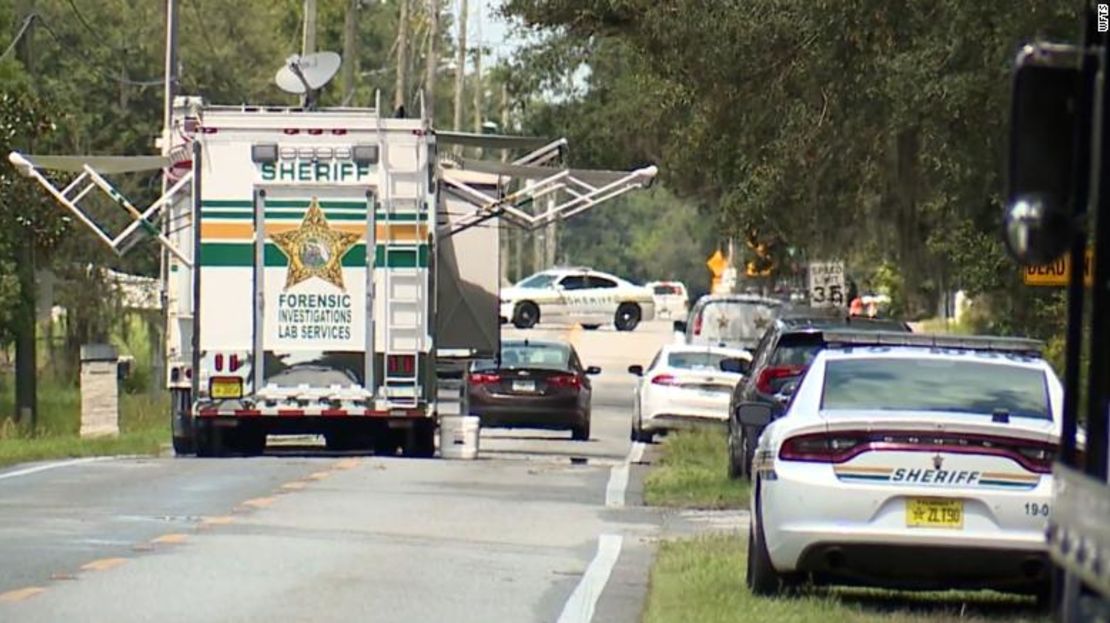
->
xmin=739 ymin=331 xmax=1063 ymax=599
xmin=629 ymin=344 xmax=751 ymax=443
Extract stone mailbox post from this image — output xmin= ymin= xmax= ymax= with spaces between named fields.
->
xmin=80 ymin=344 xmax=119 ymax=438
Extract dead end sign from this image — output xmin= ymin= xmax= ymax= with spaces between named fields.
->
xmin=1023 ymin=250 xmax=1093 ymax=287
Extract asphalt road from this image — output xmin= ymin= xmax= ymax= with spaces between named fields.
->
xmin=0 ymin=319 xmax=676 ymax=623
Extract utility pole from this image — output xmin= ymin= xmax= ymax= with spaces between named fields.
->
xmin=341 ymin=0 xmax=359 ymax=106
xmin=394 ymin=0 xmax=409 ymax=114
xmin=452 ymin=0 xmax=468 ymax=131
xmin=302 ymin=0 xmax=317 ymax=56
xmin=155 ymin=0 xmax=179 ymax=395
xmin=472 ymin=9 xmax=483 ymax=157
xmin=424 ymin=0 xmax=438 ymax=123
xmin=15 ymin=2 xmax=37 ymax=431
xmin=499 ymin=81 xmax=510 ymax=284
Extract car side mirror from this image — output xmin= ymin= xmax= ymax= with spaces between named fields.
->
xmin=673 ymin=320 xmax=687 ymax=333
xmin=1003 ymin=42 xmax=1080 ymax=266
xmin=736 ymin=402 xmax=773 ymax=428
xmin=627 ymin=364 xmax=643 ymax=376
xmin=719 ymin=357 xmax=749 ymax=375
xmin=586 ymin=366 xmax=601 ymax=375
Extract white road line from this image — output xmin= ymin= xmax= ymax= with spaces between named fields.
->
xmin=556 ymin=534 xmax=624 ymax=623
xmin=0 ymin=456 xmax=117 ymax=482
xmin=605 ymin=441 xmax=645 ymax=508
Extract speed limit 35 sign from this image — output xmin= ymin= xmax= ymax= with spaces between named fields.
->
xmin=808 ymin=261 xmax=846 ymax=308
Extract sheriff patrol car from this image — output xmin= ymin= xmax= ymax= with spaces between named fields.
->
xmin=500 ymin=268 xmax=656 ymax=331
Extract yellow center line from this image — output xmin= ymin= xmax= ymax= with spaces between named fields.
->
xmin=151 ymin=533 xmax=189 ymax=545
xmin=240 ymin=497 xmax=275 ymax=509
xmin=307 ymin=471 xmax=332 ymax=481
xmin=0 ymin=587 xmax=45 ymax=603
xmin=80 ymin=558 xmax=127 ymax=572
xmin=280 ymin=481 xmax=308 ymax=491
xmin=198 ymin=515 xmax=235 ymax=528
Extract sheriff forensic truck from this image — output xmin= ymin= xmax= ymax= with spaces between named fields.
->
xmin=10 ymin=80 xmax=656 ymax=458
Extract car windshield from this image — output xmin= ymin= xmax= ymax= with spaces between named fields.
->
xmin=821 ymin=357 xmax=1050 ymax=419
xmin=495 ymin=343 xmax=571 ymax=370
xmin=515 ymin=273 xmax=559 ymax=288
xmin=667 ymin=351 xmax=734 ymax=371
xmin=697 ymin=301 xmax=778 ymax=343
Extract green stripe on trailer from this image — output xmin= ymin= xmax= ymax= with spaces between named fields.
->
xmin=203 ymin=210 xmax=372 ymax=221
xmin=201 ymin=199 xmax=368 ymax=210
xmin=200 ymin=243 xmax=429 ymax=268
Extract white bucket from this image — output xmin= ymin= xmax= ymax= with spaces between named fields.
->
xmin=439 ymin=415 xmax=480 ymax=459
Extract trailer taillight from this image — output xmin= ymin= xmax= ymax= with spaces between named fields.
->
xmin=387 ymin=354 xmax=416 ymax=376
xmin=214 ymin=354 xmax=224 ymax=372
xmin=229 ymin=354 xmax=241 ymax=372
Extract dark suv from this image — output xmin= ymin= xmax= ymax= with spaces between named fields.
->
xmin=726 ymin=310 xmax=912 ymax=479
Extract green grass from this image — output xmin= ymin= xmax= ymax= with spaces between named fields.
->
xmin=0 ymin=384 xmax=169 ymax=469
xmin=644 ymin=430 xmax=750 ymax=509
xmin=643 ymin=534 xmax=1049 ymax=623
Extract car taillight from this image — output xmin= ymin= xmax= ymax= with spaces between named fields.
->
xmin=651 ymin=374 xmax=679 ymax=386
xmin=1017 ymin=445 xmax=1057 ymax=473
xmin=755 ymin=365 xmax=804 ymax=394
xmin=548 ymin=374 xmax=581 ymax=389
xmin=469 ymin=372 xmax=501 ymax=385
xmin=693 ymin=314 xmax=702 ymax=335
xmin=779 ymin=433 xmax=867 ymax=463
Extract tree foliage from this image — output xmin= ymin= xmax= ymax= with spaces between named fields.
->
xmin=501 ymin=0 xmax=1079 ymax=330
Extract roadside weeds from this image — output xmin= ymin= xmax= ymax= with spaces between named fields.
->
xmin=643 ymin=429 xmax=749 ymax=509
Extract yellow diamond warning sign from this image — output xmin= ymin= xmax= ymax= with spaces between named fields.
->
xmin=706 ymin=250 xmax=728 ymax=277
xmin=1023 ymin=250 xmax=1093 ymax=287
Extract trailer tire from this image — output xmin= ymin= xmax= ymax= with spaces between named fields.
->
xmin=403 ymin=421 xmax=436 ymax=458
xmin=171 ymin=389 xmax=195 ymax=456
xmin=512 ymin=302 xmax=540 ymax=329
xmin=232 ymin=427 xmax=267 ymax=456
xmin=614 ymin=303 xmax=642 ymax=331
xmin=194 ymin=420 xmax=226 ymax=458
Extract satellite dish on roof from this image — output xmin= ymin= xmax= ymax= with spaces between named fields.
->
xmin=275 ymin=52 xmax=341 ymax=108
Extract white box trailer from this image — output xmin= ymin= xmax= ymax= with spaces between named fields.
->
xmin=9 ymin=94 xmax=657 ymax=458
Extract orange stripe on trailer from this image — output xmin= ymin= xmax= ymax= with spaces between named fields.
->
xmin=200 ymin=222 xmax=427 ymax=241
xmin=234 ymin=409 xmax=261 ymax=416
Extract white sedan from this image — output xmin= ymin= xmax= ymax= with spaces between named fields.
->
xmin=499 ymin=268 xmax=656 ymax=331
xmin=739 ymin=331 xmax=1062 ymax=598
xmin=629 ymin=344 xmax=752 ymax=442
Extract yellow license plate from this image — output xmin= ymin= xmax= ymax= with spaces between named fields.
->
xmin=210 ymin=378 xmax=242 ymax=399
xmin=906 ymin=498 xmax=963 ymax=529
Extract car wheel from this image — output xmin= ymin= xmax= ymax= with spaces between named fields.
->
xmin=614 ymin=303 xmax=641 ymax=331
xmin=572 ymin=417 xmax=591 ymax=441
xmin=727 ymin=424 xmax=744 ymax=480
xmin=512 ymin=301 xmax=540 ymax=329
xmin=631 ymin=412 xmax=653 ymax=443
xmin=748 ymin=502 xmax=796 ymax=596
xmin=741 ymin=429 xmax=757 ymax=481
xmin=581 ymin=324 xmax=601 ymax=330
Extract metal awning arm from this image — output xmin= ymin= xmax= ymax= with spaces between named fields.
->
xmin=527 ymin=166 xmax=658 ymax=230
xmin=512 ymin=138 xmax=568 ymax=167
xmin=6 ymin=151 xmax=194 ymax=267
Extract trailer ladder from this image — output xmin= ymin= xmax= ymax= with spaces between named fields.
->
xmin=379 ymin=137 xmax=427 ymax=407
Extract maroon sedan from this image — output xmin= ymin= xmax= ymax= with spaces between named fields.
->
xmin=465 ymin=339 xmax=600 ymax=440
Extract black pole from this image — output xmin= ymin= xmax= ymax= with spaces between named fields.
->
xmin=1062 ymin=6 xmax=1098 ymax=469
xmin=1085 ymin=21 xmax=1110 ymax=480
xmin=14 ymin=6 xmax=37 ymax=432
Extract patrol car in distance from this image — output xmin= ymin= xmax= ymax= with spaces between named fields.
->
xmin=739 ymin=331 xmax=1063 ymax=600
xmin=500 ymin=268 xmax=656 ymax=331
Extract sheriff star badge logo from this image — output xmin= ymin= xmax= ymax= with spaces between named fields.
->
xmin=270 ymin=198 xmax=361 ymax=291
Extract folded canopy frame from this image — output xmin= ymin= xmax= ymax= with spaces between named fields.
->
xmin=434 ymin=133 xmax=657 ymax=239
xmin=7 ymin=151 xmax=194 ymax=267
